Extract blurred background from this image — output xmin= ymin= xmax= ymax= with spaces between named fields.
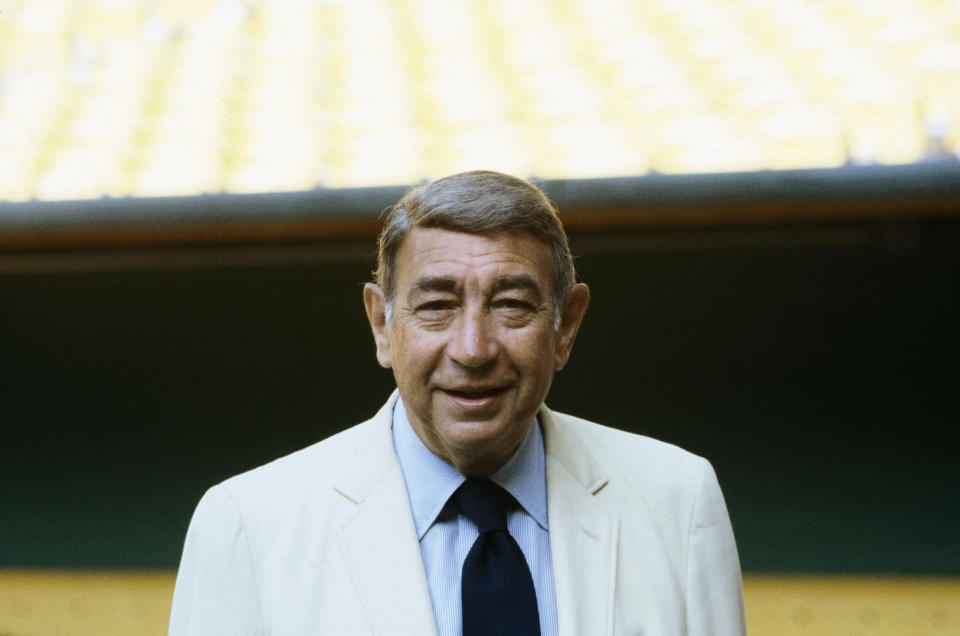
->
xmin=1 ymin=0 xmax=959 ymax=634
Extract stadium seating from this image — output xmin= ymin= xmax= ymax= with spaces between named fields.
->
xmin=1 ymin=0 xmax=958 ymax=201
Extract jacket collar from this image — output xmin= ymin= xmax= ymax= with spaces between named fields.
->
xmin=335 ymin=391 xmax=439 ymax=635
xmin=334 ymin=393 xmax=618 ymax=636
xmin=541 ymin=405 xmax=619 ymax=636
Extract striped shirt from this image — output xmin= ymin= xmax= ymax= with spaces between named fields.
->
xmin=391 ymin=398 xmax=559 ymax=636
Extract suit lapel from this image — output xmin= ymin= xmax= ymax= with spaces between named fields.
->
xmin=335 ymin=394 xmax=438 ymax=636
xmin=542 ymin=407 xmax=619 ymax=636
xmin=332 ymin=397 xmax=619 ymax=635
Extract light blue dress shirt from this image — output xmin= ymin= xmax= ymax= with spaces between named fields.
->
xmin=392 ymin=398 xmax=559 ymax=636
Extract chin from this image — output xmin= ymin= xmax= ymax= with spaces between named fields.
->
xmin=441 ymin=418 xmax=507 ymax=444
xmin=445 ymin=417 xmax=529 ymax=453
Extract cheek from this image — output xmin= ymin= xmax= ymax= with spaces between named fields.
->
xmin=510 ymin=329 xmax=556 ymax=370
xmin=392 ymin=332 xmax=442 ymax=377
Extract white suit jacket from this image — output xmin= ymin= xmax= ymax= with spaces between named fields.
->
xmin=170 ymin=393 xmax=746 ymax=635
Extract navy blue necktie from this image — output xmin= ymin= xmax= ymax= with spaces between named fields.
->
xmin=454 ymin=478 xmax=541 ymax=636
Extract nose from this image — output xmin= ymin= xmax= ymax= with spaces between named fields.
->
xmin=447 ymin=307 xmax=498 ymax=369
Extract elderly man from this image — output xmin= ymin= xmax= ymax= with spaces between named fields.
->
xmin=169 ymin=171 xmax=746 ymax=635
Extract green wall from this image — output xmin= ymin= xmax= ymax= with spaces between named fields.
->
xmin=2 ymin=221 xmax=958 ymax=573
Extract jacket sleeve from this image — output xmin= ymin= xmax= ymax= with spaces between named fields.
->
xmin=685 ymin=459 xmax=747 ymax=636
xmin=169 ymin=486 xmax=265 ymax=636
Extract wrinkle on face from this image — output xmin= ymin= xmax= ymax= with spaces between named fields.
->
xmin=378 ymin=228 xmax=558 ymax=475
xmin=364 ymin=226 xmax=589 ymax=476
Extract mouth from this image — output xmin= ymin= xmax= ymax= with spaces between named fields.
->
xmin=444 ymin=387 xmax=505 ymax=399
xmin=442 ymin=386 xmax=507 ymax=407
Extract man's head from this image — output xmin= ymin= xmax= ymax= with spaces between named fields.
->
xmin=364 ymin=171 xmax=589 ymax=477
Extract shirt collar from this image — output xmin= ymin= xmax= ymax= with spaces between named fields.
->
xmin=392 ymin=397 xmax=549 ymax=540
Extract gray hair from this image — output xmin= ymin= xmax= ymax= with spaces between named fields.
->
xmin=374 ymin=170 xmax=576 ymax=327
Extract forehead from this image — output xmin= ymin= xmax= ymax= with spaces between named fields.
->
xmin=394 ymin=227 xmax=553 ymax=291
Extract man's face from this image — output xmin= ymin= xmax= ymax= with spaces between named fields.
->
xmin=364 ymin=227 xmax=588 ymax=476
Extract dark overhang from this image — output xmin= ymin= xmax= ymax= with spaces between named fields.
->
xmin=1 ymin=161 xmax=958 ymax=252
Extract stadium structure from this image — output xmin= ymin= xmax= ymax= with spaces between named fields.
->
xmin=1 ymin=2 xmax=958 ymax=635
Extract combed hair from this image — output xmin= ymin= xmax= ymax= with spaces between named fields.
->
xmin=374 ymin=170 xmax=576 ymax=326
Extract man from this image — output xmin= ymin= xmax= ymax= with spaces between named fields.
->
xmin=169 ymin=171 xmax=746 ymax=635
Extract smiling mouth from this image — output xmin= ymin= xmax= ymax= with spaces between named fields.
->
xmin=444 ymin=387 xmax=505 ymax=400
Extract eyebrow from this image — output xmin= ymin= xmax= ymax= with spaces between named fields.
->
xmin=409 ymin=276 xmax=461 ymax=297
xmin=488 ymin=274 xmax=544 ymax=302
xmin=407 ymin=274 xmax=544 ymax=301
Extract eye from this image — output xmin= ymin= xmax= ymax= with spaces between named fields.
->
xmin=411 ymin=301 xmax=455 ymax=329
xmin=493 ymin=296 xmax=537 ymax=311
xmin=493 ymin=297 xmax=537 ymax=326
xmin=417 ymin=299 xmax=456 ymax=312
xmin=413 ymin=299 xmax=459 ymax=326
xmin=494 ymin=297 xmax=534 ymax=310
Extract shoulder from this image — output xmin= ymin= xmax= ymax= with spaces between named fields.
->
xmin=542 ymin=408 xmax=745 ymax=633
xmin=543 ymin=407 xmax=713 ymax=512
xmin=547 ymin=409 xmax=708 ymax=477
xmin=217 ymin=419 xmax=372 ymax=501
xmin=196 ymin=396 xmax=397 ymax=526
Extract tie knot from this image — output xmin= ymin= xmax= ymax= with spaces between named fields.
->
xmin=453 ymin=478 xmax=512 ymax=533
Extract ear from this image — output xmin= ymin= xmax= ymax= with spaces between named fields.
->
xmin=363 ymin=283 xmax=393 ymax=368
xmin=553 ymin=283 xmax=590 ymax=370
